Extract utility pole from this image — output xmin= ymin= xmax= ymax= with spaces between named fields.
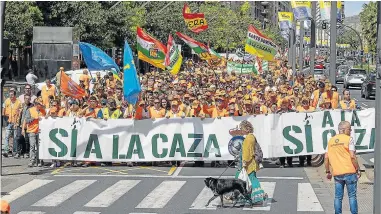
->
xmin=0 ymin=1 xmax=5 ymax=175
xmin=310 ymin=2 xmax=316 ymax=74
xmin=291 ymin=21 xmax=296 ymax=73
xmin=299 ymin=20 xmax=305 ymax=73
xmin=373 ymin=3 xmax=381 ymax=214
xmin=329 ymin=1 xmax=337 ymax=85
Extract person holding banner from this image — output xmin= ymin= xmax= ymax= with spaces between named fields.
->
xmin=22 ymin=98 xmax=46 ymax=167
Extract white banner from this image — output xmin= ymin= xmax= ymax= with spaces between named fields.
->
xmin=39 ymin=109 xmax=375 ymax=162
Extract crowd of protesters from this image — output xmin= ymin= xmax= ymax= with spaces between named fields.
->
xmin=2 ymin=58 xmax=359 ymax=168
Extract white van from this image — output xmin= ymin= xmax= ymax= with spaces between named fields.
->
xmin=35 ymin=69 xmax=109 ymax=92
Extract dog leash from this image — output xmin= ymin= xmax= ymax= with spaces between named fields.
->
xmin=216 ymin=157 xmax=241 ymax=179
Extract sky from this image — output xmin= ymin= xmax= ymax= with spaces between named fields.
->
xmin=344 ymin=1 xmax=370 ymax=17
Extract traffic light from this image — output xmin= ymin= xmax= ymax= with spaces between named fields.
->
xmin=116 ymin=48 xmax=122 ymax=59
xmin=112 ymin=47 xmax=123 ymax=60
xmin=322 ymin=22 xmax=327 ymax=30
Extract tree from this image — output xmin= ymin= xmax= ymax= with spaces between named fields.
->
xmin=37 ymin=2 xmax=109 ymax=48
xmin=36 ymin=2 xmax=146 ymax=49
xmin=359 ymin=2 xmax=377 ymax=53
xmin=4 ymin=2 xmax=43 ymax=47
xmin=337 ymin=29 xmax=360 ymax=50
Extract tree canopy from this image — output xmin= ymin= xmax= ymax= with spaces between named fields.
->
xmin=359 ymin=1 xmax=377 ymax=53
xmin=4 ymin=1 xmax=287 ymax=51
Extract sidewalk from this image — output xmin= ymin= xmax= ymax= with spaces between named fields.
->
xmin=305 ymin=157 xmax=374 ymax=214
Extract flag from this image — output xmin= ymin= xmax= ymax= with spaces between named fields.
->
xmin=319 ymin=1 xmax=342 ymax=21
xmin=165 ymin=34 xmax=183 ymax=75
xmin=245 ymin=25 xmax=277 ymax=61
xmin=137 ymin=27 xmax=167 ymax=69
xmin=278 ymin=12 xmax=293 ymax=31
xmin=182 ymin=3 xmax=208 ymax=33
xmin=176 ymin=32 xmax=220 ymax=61
xmin=123 ymin=41 xmax=141 ymax=105
xmin=60 ymin=71 xmax=87 ymax=99
xmin=79 ymin=42 xmax=120 ymax=80
xmin=291 ymin=1 xmax=312 ymax=21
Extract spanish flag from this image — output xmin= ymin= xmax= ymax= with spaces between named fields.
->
xmin=60 ymin=71 xmax=87 ymax=99
xmin=182 ymin=3 xmax=208 ymax=33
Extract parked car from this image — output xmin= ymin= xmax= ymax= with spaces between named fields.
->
xmin=343 ymin=69 xmax=367 ymax=89
xmin=314 ymin=63 xmax=324 ymax=69
xmin=314 ymin=69 xmax=325 ymax=81
xmin=336 ymin=65 xmax=349 ymax=83
xmin=35 ymin=69 xmax=108 ymax=92
xmin=361 ymin=73 xmax=376 ymax=99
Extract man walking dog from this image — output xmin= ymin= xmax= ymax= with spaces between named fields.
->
xmin=324 ymin=121 xmax=360 ymax=214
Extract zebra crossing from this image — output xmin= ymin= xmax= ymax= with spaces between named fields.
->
xmin=2 ymin=178 xmax=325 ymax=213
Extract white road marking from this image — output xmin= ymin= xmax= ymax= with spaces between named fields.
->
xmin=243 ymin=182 xmax=276 ymax=211
xmin=297 ymin=183 xmax=324 ymax=211
xmin=33 ymin=180 xmax=96 ymax=207
xmin=136 ymin=180 xmax=186 ymax=208
xmin=129 ymin=213 xmax=157 ymax=214
xmin=85 ymin=180 xmax=140 ymax=207
xmin=73 ymin=212 xmax=100 ymax=214
xmin=2 ymin=179 xmax=54 ymax=203
xmin=189 ymin=186 xmax=221 ymax=210
xmin=17 ymin=212 xmax=45 ymax=214
xmin=370 ymin=158 xmax=374 ymax=163
xmin=54 ymin=174 xmax=304 ymax=180
xmin=172 ymin=162 xmax=185 ymax=177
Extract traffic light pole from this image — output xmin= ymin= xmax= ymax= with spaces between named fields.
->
xmin=373 ymin=3 xmax=381 ymax=213
xmin=329 ymin=1 xmax=337 ymax=85
xmin=0 ymin=2 xmax=5 ymax=175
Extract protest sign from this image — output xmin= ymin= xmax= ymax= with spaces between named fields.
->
xmin=40 ymin=109 xmax=375 ymax=162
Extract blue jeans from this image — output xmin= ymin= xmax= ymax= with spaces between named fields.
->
xmin=4 ymin=123 xmax=17 ymax=153
xmin=334 ymin=173 xmax=358 ymax=214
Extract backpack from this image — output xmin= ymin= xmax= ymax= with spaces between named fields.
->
xmin=254 ymin=137 xmax=263 ymax=164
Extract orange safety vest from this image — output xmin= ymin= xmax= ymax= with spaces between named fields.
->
xmin=340 ymin=100 xmax=356 ymax=110
xmin=26 ymin=107 xmax=46 ymax=133
xmin=3 ymin=98 xmax=21 ymax=124
xmin=327 ymin=134 xmax=357 ymax=176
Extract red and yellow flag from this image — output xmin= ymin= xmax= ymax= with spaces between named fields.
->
xmin=60 ymin=71 xmax=87 ymax=99
xmin=182 ymin=3 xmax=208 ymax=33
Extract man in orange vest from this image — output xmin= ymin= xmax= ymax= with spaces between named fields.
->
xmin=2 ymin=89 xmax=21 ymax=157
xmin=22 ymin=98 xmax=46 ymax=167
xmin=339 ymin=89 xmax=357 ymax=110
xmin=325 ymin=121 xmax=360 ymax=214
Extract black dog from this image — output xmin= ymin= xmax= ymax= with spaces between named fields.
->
xmin=204 ymin=177 xmax=252 ymax=208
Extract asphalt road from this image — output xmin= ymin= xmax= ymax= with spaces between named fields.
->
xmin=3 ymin=160 xmax=327 ymax=214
